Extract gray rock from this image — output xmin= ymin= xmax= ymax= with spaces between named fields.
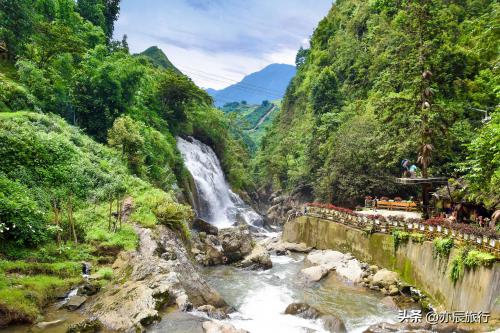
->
xmin=219 ymin=225 xmax=253 ymax=262
xmin=197 ymin=305 xmax=228 ymax=320
xmin=77 ymin=282 xmax=100 ymax=296
xmin=193 ymin=218 xmax=218 ymax=236
xmin=380 ymin=296 xmax=399 ymax=310
xmin=387 ymin=285 xmax=399 ymax=296
xmin=300 ymin=265 xmax=329 ymax=283
xmin=148 ymin=311 xmax=205 ymax=333
xmin=321 ymin=314 xmax=347 ymax=333
xmin=202 ymin=321 xmax=249 ymax=333
xmin=239 ymin=245 xmax=272 ymax=270
xmin=284 ymin=302 xmax=322 ymax=319
xmin=372 ymin=269 xmax=399 ymax=289
xmin=65 ymin=295 xmax=87 ymax=311
xmin=84 ymin=226 xmax=226 ymax=332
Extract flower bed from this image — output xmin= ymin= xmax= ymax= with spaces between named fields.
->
xmin=304 ymin=202 xmax=499 ymax=255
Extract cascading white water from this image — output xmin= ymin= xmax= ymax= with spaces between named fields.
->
xmin=177 ymin=136 xmax=263 ymax=228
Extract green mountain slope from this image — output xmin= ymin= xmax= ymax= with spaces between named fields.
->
xmin=137 ymin=46 xmax=181 ymax=74
xmin=255 ymin=0 xmax=499 ymax=207
xmin=221 ymin=100 xmax=280 ymax=147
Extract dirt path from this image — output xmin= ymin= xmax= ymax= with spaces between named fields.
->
xmin=250 ymin=104 xmax=276 ymax=131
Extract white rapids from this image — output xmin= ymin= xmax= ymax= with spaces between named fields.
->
xmin=176 ymin=136 xmax=263 ymax=228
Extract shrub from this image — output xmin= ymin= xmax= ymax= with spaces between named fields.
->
xmin=96 ymin=267 xmax=113 ymax=280
xmin=154 ymin=201 xmax=193 ymax=240
xmin=433 ymin=238 xmax=454 ymax=258
xmin=392 ymin=230 xmax=409 ymax=250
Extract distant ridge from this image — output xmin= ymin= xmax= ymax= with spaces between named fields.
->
xmin=137 ymin=46 xmax=181 ymax=74
xmin=207 ymin=64 xmax=296 ymax=107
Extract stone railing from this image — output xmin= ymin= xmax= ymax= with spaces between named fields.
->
xmin=304 ymin=206 xmax=500 ymax=256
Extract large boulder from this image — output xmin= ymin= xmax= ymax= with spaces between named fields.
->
xmin=65 ymin=295 xmax=87 ymax=311
xmin=203 ymin=235 xmax=225 ymax=266
xmin=219 ymin=225 xmax=253 ymax=262
xmin=239 ymin=244 xmax=272 ymax=270
xmin=202 ymin=321 xmax=249 ymax=333
xmin=284 ymin=303 xmax=322 ymax=319
xmin=322 ymin=314 xmax=347 ymax=333
xmin=263 ymin=237 xmax=312 ymax=254
xmin=305 ymin=250 xmax=363 ymax=282
xmin=192 ymin=218 xmax=219 ymax=236
xmin=299 ymin=265 xmax=329 ymax=283
xmin=372 ymin=269 xmax=399 ymax=289
xmin=284 ymin=303 xmax=347 ymax=333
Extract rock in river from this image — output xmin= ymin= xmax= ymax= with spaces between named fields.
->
xmin=239 ymin=244 xmax=272 ymax=270
xmin=284 ymin=302 xmax=347 ymax=333
xmin=305 ymin=250 xmax=363 ymax=282
xmin=299 ymin=265 xmax=329 ymax=283
xmin=65 ymin=295 xmax=87 ymax=311
xmin=371 ymin=269 xmax=399 ymax=289
xmin=202 ymin=320 xmax=249 ymax=333
xmin=219 ymin=225 xmax=253 ymax=262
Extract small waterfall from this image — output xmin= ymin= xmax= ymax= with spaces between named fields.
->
xmin=176 ymin=136 xmax=263 ymax=228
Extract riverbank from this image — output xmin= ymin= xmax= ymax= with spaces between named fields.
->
xmin=283 ymin=215 xmax=500 ymax=318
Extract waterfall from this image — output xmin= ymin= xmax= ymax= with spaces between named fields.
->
xmin=176 ymin=136 xmax=263 ymax=228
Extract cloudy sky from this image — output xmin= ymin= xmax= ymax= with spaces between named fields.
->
xmin=114 ymin=0 xmax=332 ymax=89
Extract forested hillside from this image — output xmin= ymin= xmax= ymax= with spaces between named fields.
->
xmin=222 ymin=100 xmax=280 ymax=148
xmin=254 ymin=0 xmax=499 ymax=207
xmin=0 ymin=0 xmax=251 ymax=324
xmin=137 ymin=46 xmax=181 ymax=74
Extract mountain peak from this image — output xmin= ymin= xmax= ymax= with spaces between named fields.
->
xmin=137 ymin=46 xmax=181 ymax=74
xmin=207 ymin=64 xmax=296 ymax=107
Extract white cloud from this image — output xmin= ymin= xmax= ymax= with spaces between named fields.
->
xmin=115 ymin=0 xmax=331 ymax=89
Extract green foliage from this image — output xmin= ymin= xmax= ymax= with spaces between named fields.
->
xmin=410 ymin=233 xmax=425 ymax=243
xmin=96 ymin=267 xmax=113 ymax=280
xmin=392 ymin=230 xmax=409 ymax=250
xmin=460 ymin=112 xmax=500 ymax=208
xmin=433 ymin=237 xmax=454 ymax=258
xmin=449 ymin=247 xmax=467 ymax=283
xmin=138 ymin=46 xmax=181 ymax=73
xmin=0 ymin=260 xmax=81 ymax=278
xmin=449 ymin=247 xmax=495 ymax=283
xmin=256 ymin=0 xmax=500 ymax=206
xmin=463 ymin=250 xmax=496 ymax=268
xmin=0 ymin=260 xmax=82 ymax=324
xmin=154 ymin=201 xmax=193 ymax=240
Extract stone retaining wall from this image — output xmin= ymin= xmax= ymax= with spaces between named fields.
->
xmin=283 ymin=215 xmax=500 ymax=316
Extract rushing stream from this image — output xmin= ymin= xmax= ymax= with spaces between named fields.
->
xmin=178 ymin=136 xmax=399 ymax=332
xmin=201 ymin=252 xmax=398 ymax=333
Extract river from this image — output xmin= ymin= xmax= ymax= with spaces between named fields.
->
xmin=200 ymin=252 xmax=398 ymax=333
xmin=177 ymin=137 xmax=399 ymax=333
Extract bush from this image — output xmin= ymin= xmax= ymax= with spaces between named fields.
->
xmin=154 ymin=201 xmax=193 ymax=240
xmin=433 ymin=238 xmax=454 ymax=258
xmin=96 ymin=267 xmax=113 ymax=280
xmin=392 ymin=230 xmax=409 ymax=250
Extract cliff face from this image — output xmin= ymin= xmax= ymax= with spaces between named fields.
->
xmin=283 ymin=216 xmax=500 ymax=316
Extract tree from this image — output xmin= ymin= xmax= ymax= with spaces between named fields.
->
xmin=108 ymin=116 xmax=145 ymax=176
xmin=76 ymin=0 xmax=120 ymax=40
xmin=0 ymin=0 xmax=35 ymax=58
xmin=295 ymin=46 xmax=309 ymax=69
